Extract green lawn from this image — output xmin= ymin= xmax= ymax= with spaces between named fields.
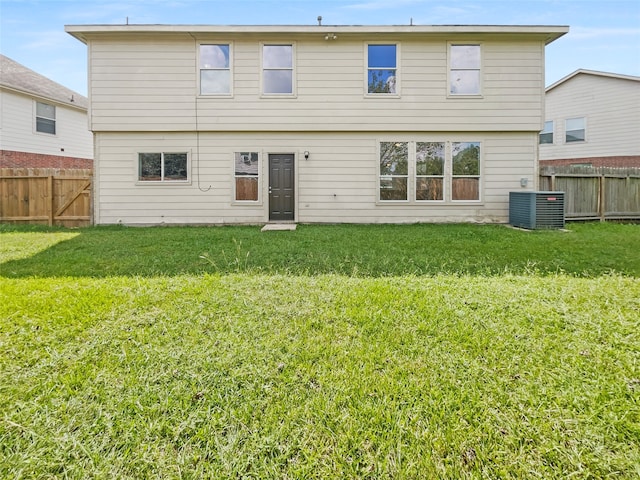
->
xmin=1 ymin=223 xmax=639 ymax=478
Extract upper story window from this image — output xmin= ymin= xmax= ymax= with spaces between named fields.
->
xmin=540 ymin=121 xmax=554 ymax=144
xmin=200 ymin=44 xmax=231 ymax=95
xmin=449 ymin=44 xmax=481 ymax=95
xmin=566 ymin=117 xmax=585 ymax=143
xmin=367 ymin=44 xmax=397 ymax=94
xmin=138 ymin=152 xmax=189 ymax=183
xmin=36 ymin=101 xmax=56 ymax=134
xmin=262 ymin=44 xmax=294 ymax=95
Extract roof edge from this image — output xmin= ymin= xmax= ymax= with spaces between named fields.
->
xmin=0 ymin=84 xmax=88 ymax=112
xmin=65 ymin=24 xmax=569 ymax=44
xmin=547 ymin=68 xmax=640 ymax=92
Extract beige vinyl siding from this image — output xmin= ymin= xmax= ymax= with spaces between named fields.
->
xmin=94 ymin=131 xmax=535 ymax=225
xmin=89 ymin=36 xmax=197 ymax=131
xmin=88 ymin=34 xmax=545 ymax=133
xmin=0 ymin=88 xmax=92 ymax=158
xmin=540 ymin=74 xmax=640 ymax=160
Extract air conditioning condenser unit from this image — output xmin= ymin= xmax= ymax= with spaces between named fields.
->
xmin=509 ymin=191 xmax=565 ymax=229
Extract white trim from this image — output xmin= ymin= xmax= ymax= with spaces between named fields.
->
xmin=266 ymin=151 xmax=298 ymax=222
xmin=447 ymin=42 xmax=483 ymax=98
xmin=197 ymin=41 xmax=234 ymax=97
xmin=546 ymin=69 xmax=640 ymax=92
xmin=376 ymin=139 xmax=483 ymax=205
xmin=34 ymin=100 xmax=57 ymax=136
xmin=232 ymin=151 xmax=262 ymax=205
xmin=364 ymin=42 xmax=401 ymax=98
xmin=450 ymin=141 xmax=482 ymax=203
xmin=260 ymin=42 xmax=297 ymax=98
xmin=415 ymin=141 xmax=446 ymax=203
xmin=377 ymin=140 xmax=410 ymax=203
xmin=564 ymin=116 xmax=587 ymax=144
xmin=135 ymin=151 xmax=192 ymax=185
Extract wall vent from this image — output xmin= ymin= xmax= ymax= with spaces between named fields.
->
xmin=509 ymin=191 xmax=565 ymax=229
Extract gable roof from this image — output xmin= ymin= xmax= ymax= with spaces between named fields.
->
xmin=0 ymin=54 xmax=88 ymax=110
xmin=546 ymin=69 xmax=640 ymax=93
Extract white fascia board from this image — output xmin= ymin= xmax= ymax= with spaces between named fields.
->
xmin=65 ymin=24 xmax=569 ymax=44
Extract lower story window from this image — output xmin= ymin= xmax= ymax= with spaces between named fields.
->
xmin=235 ymin=152 xmax=259 ymax=201
xmin=138 ymin=152 xmax=188 ymax=182
xmin=416 ymin=142 xmax=445 ymax=201
xmin=379 ymin=141 xmax=481 ymax=202
xmin=452 ymin=142 xmax=480 ymax=201
xmin=379 ymin=142 xmax=408 ymax=201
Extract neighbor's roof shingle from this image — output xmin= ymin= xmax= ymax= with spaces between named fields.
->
xmin=0 ymin=54 xmax=87 ymax=110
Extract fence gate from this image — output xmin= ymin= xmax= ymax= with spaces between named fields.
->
xmin=0 ymin=168 xmax=92 ymax=227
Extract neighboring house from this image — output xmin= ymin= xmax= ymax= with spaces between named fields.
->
xmin=65 ymin=24 xmax=567 ymax=225
xmin=0 ymin=54 xmax=93 ymax=169
xmin=539 ymin=69 xmax=640 ymax=168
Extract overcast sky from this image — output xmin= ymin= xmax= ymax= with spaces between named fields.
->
xmin=1 ymin=0 xmax=639 ymax=96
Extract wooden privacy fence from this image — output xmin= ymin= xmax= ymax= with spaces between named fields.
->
xmin=0 ymin=168 xmax=92 ymax=227
xmin=539 ymin=165 xmax=640 ymax=221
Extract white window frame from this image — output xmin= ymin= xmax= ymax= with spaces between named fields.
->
xmin=451 ymin=142 xmax=482 ymax=202
xmin=198 ymin=42 xmax=233 ymax=97
xmin=35 ymin=101 xmax=56 ymax=135
xmin=415 ymin=142 xmax=446 ymax=202
xmin=233 ymin=151 xmax=261 ymax=204
xmin=377 ymin=140 xmax=482 ymax=204
xmin=540 ymin=120 xmax=554 ymax=145
xmin=448 ymin=43 xmax=483 ymax=97
xmin=378 ymin=141 xmax=409 ymax=202
xmin=136 ymin=152 xmax=191 ymax=185
xmin=365 ymin=42 xmax=400 ymax=97
xmin=565 ymin=117 xmax=586 ymax=143
xmin=261 ymin=43 xmax=296 ymax=97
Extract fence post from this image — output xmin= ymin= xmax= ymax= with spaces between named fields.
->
xmin=550 ymin=174 xmax=556 ymax=191
xmin=47 ymin=175 xmax=54 ymax=226
xmin=598 ymin=174 xmax=605 ymax=222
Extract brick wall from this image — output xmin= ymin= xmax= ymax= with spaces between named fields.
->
xmin=540 ymin=155 xmax=640 ymax=168
xmin=0 ymin=150 xmax=93 ymax=169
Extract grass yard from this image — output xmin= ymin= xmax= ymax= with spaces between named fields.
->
xmin=1 ymin=223 xmax=639 ymax=478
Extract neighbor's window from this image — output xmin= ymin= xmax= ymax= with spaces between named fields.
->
xmin=36 ymin=101 xmax=56 ymax=134
xmin=416 ymin=142 xmax=445 ymax=201
xmin=379 ymin=142 xmax=408 ymax=201
xmin=450 ymin=44 xmax=481 ymax=95
xmin=452 ymin=142 xmax=480 ymax=200
xmin=138 ymin=152 xmax=188 ymax=182
xmin=565 ymin=117 xmax=585 ymax=142
xmin=235 ymin=152 xmax=259 ymax=201
xmin=263 ymin=44 xmax=294 ymax=95
xmin=200 ymin=44 xmax=231 ymax=95
xmin=540 ymin=121 xmax=554 ymax=144
xmin=367 ymin=44 xmax=397 ymax=94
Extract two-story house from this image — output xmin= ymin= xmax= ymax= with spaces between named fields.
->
xmin=65 ymin=24 xmax=568 ymax=225
xmin=539 ymin=69 xmax=640 ymax=168
xmin=0 ymin=54 xmax=93 ymax=169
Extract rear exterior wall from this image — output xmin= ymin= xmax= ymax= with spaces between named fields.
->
xmin=88 ymin=33 xmax=545 ymax=133
xmin=94 ymin=131 xmax=537 ymax=225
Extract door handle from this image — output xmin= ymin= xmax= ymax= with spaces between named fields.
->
xmin=269 ymin=187 xmax=272 ymax=194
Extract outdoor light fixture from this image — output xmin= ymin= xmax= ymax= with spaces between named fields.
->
xmin=304 ymin=151 xmax=310 ymax=160
xmin=324 ymin=33 xmax=337 ymax=41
